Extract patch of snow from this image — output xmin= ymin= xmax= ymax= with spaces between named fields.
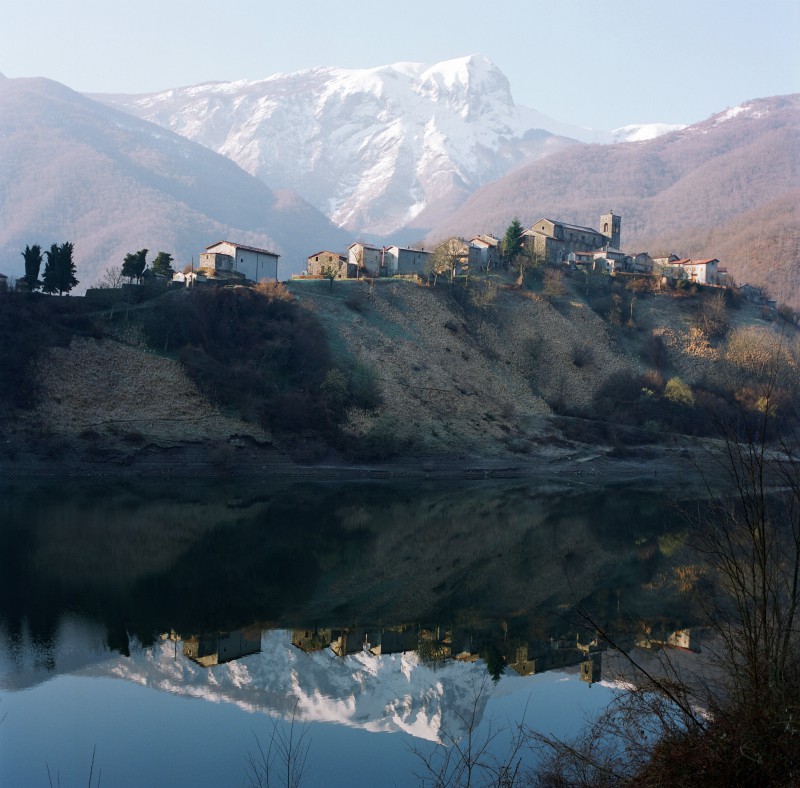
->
xmin=713 ymin=103 xmax=766 ymax=126
xmin=611 ymin=122 xmax=686 ymax=142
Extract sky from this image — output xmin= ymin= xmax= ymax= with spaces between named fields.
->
xmin=2 ymin=0 xmax=798 ymax=130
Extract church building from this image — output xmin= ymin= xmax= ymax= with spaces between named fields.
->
xmin=523 ymin=211 xmax=622 ymax=264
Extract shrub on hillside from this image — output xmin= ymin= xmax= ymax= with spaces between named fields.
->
xmin=571 ymin=343 xmax=595 ymax=369
xmin=777 ymin=302 xmax=799 ymax=326
xmin=143 ymin=287 xmax=338 ymax=438
xmin=142 ymin=287 xmax=386 ymax=455
xmin=693 ymin=291 xmax=729 ymax=339
xmin=664 ymin=377 xmax=694 ymax=407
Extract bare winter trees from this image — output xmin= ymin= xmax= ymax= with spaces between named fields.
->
xmin=535 ymin=331 xmax=800 ymax=786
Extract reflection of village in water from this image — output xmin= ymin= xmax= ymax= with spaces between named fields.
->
xmin=173 ymin=620 xmax=701 ymax=687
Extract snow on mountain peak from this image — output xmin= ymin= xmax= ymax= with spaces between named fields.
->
xmin=416 ymin=54 xmax=514 ymax=119
xmin=97 ymin=55 xmax=678 ymax=236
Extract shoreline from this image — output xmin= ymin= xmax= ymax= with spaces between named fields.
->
xmin=0 ymin=437 xmax=717 ymax=495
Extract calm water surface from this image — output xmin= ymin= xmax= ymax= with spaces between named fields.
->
xmin=0 ymin=479 xmax=692 ymax=786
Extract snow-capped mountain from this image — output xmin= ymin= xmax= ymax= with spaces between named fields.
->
xmin=99 ymin=55 xmax=672 ymax=238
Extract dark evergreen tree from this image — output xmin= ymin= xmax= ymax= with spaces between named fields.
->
xmin=150 ymin=251 xmax=175 ymax=278
xmin=41 ymin=243 xmax=60 ymax=295
xmin=122 ymin=249 xmax=148 ymax=283
xmin=501 ymin=217 xmax=525 ymax=267
xmin=21 ymin=244 xmax=43 ymax=291
xmin=55 ymin=241 xmax=78 ymax=295
xmin=42 ymin=242 xmax=79 ymax=295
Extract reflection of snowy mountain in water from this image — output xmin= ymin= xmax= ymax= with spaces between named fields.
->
xmin=91 ymin=630 xmax=494 ymax=743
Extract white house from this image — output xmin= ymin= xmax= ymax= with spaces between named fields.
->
xmin=200 ymin=241 xmax=279 ymax=283
xmin=383 ymin=245 xmax=431 ymax=276
xmin=681 ymin=258 xmax=720 ymax=285
xmin=348 ymin=242 xmax=383 ymax=277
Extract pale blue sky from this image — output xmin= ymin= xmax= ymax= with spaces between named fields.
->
xmin=2 ymin=0 xmax=798 ymax=129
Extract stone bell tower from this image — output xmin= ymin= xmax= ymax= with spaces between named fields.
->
xmin=600 ymin=210 xmax=621 ymax=250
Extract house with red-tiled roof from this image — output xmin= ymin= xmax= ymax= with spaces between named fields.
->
xmin=682 ymin=258 xmax=721 ymax=285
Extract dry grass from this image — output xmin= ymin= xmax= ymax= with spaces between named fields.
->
xmin=31 ymin=335 xmax=269 ymax=446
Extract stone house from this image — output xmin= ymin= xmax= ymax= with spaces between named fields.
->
xmin=593 ymin=248 xmax=628 ymax=274
xmin=369 ymin=626 xmax=419 ymax=656
xmin=307 ymin=250 xmax=350 ymax=278
xmin=661 ymin=258 xmax=691 ymax=281
xmin=183 ymin=628 xmax=262 ymax=667
xmin=383 ymin=245 xmax=431 ymax=276
xmin=566 ymin=251 xmax=595 ymax=268
xmin=200 ymin=241 xmax=279 ymax=283
xmin=291 ymin=629 xmax=333 ymax=653
xmin=739 ymin=283 xmax=769 ymax=304
xmin=469 ymin=235 xmax=501 ymax=270
xmin=172 ymin=268 xmax=245 ymax=287
xmin=630 ymin=252 xmax=656 ymax=274
xmin=348 ymin=242 xmax=383 ymax=277
xmin=652 ymin=254 xmax=681 ymax=275
xmin=331 ymin=628 xmax=379 ymax=656
xmin=523 ymin=211 xmax=621 ymax=264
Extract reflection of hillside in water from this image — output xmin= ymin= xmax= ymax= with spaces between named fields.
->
xmin=0 ymin=480 xmax=695 ymax=653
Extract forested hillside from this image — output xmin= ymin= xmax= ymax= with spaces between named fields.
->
xmin=0 ymin=77 xmax=349 ymax=289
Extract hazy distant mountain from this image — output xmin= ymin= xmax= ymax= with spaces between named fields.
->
xmin=0 ymin=77 xmax=349 ymax=288
xmin=427 ymin=95 xmax=800 ymax=307
xmin=99 ymin=55 xmax=679 ymax=238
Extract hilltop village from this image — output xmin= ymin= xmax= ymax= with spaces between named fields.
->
xmin=158 ymin=212 xmax=737 ymax=294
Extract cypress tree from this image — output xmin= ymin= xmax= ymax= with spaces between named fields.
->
xmin=55 ymin=241 xmax=78 ymax=295
xmin=41 ymin=244 xmax=60 ymax=295
xmin=41 ymin=242 xmax=78 ymax=295
xmin=21 ymin=244 xmax=43 ymax=291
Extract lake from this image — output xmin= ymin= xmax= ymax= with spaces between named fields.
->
xmin=0 ymin=479 xmax=693 ymax=786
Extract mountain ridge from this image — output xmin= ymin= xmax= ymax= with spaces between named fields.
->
xmin=425 ymin=94 xmax=800 ymax=307
xmin=0 ymin=76 xmax=349 ymax=289
xmin=97 ymin=54 xmax=679 ymax=237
